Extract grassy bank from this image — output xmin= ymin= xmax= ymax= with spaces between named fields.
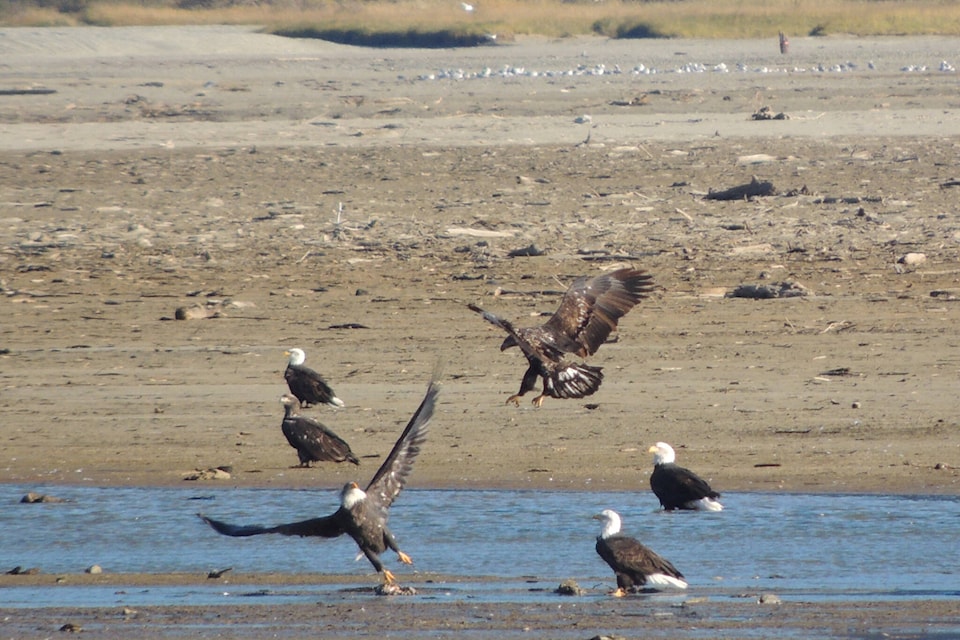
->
xmin=3 ymin=0 xmax=960 ymax=42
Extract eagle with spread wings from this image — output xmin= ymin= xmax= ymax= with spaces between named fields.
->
xmin=199 ymin=373 xmax=439 ymax=588
xmin=468 ymin=267 xmax=653 ymax=407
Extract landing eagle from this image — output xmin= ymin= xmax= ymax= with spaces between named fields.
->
xmin=199 ymin=374 xmax=438 ymax=587
xmin=468 ymin=268 xmax=653 ymax=406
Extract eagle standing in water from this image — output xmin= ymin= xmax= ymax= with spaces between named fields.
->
xmin=593 ymin=509 xmax=687 ymax=596
xmin=284 ymin=348 xmax=345 ymax=409
xmin=468 ymin=268 xmax=653 ymax=406
xmin=279 ymin=394 xmax=359 ymax=467
xmin=648 ymin=442 xmax=723 ymax=511
xmin=199 ymin=375 xmax=439 ymax=588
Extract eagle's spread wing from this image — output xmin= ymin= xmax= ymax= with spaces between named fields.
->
xmin=600 ymin=535 xmax=684 ymax=581
xmin=364 ymin=374 xmax=439 ymax=515
xmin=543 ymin=268 xmax=654 ymax=357
xmin=283 ymin=416 xmax=359 ymax=465
xmin=469 ymin=304 xmax=564 ymax=364
xmin=198 ymin=512 xmax=347 ymax=539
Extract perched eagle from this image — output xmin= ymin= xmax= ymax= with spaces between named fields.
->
xmin=199 ymin=374 xmax=439 ymax=587
xmin=279 ymin=394 xmax=359 ymax=468
xmin=284 ymin=348 xmax=344 ymax=409
xmin=468 ymin=268 xmax=653 ymax=406
xmin=593 ymin=509 xmax=687 ymax=596
xmin=649 ymin=442 xmax=723 ymax=512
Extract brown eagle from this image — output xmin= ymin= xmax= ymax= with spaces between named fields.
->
xmin=284 ymin=348 xmax=344 ymax=409
xmin=593 ymin=509 xmax=687 ymax=596
xmin=468 ymin=267 xmax=653 ymax=406
xmin=280 ymin=394 xmax=359 ymax=468
xmin=199 ymin=374 xmax=439 ymax=587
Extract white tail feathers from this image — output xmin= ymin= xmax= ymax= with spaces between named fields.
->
xmin=646 ymin=573 xmax=688 ymax=590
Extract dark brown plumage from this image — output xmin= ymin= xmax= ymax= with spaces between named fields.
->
xmin=199 ymin=374 xmax=439 ymax=586
xmin=649 ymin=442 xmax=723 ymax=511
xmin=280 ymin=394 xmax=358 ymax=467
xmin=468 ymin=268 xmax=654 ymax=406
xmin=594 ymin=509 xmax=687 ymax=596
xmin=284 ymin=348 xmax=344 ymax=409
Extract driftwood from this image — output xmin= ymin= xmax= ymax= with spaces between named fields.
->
xmin=0 ymin=88 xmax=57 ymax=96
xmin=704 ymin=176 xmax=776 ymax=201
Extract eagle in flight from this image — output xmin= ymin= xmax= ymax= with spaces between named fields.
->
xmin=468 ymin=267 xmax=653 ymax=407
xmin=199 ymin=372 xmax=439 ymax=588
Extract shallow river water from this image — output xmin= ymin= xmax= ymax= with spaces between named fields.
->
xmin=1 ymin=485 xmax=957 ymax=608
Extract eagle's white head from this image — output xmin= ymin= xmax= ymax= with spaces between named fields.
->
xmin=285 ymin=348 xmax=306 ymax=366
xmin=340 ymin=481 xmax=366 ymax=509
xmin=649 ymin=441 xmax=676 ymax=466
xmin=592 ymin=509 xmax=622 ymax=539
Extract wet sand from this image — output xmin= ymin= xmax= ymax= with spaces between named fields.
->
xmin=1 ymin=26 xmax=959 ymax=638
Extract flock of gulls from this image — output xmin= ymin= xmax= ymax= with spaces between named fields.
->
xmin=199 ymin=268 xmax=724 ymax=596
xmin=411 ymin=58 xmax=956 ymax=83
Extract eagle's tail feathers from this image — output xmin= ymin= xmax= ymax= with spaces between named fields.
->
xmin=546 ymin=363 xmax=603 ymax=399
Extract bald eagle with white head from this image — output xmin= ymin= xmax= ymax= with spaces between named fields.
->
xmin=649 ymin=442 xmax=723 ymax=512
xmin=284 ymin=348 xmax=344 ymax=409
xmin=468 ymin=268 xmax=653 ymax=407
xmin=279 ymin=394 xmax=358 ymax=467
xmin=593 ymin=509 xmax=687 ymax=596
xmin=199 ymin=373 xmax=439 ymax=588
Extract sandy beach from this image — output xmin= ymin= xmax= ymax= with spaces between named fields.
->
xmin=1 ymin=26 xmax=959 ymax=637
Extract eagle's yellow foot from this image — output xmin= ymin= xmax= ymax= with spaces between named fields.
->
xmin=532 ymin=394 xmax=547 ymax=408
xmin=611 ymin=587 xmax=627 ymax=598
xmin=382 ymin=569 xmax=398 ymax=585
xmin=506 ymin=394 xmax=522 ymax=407
xmin=397 ymin=551 xmax=413 ymax=565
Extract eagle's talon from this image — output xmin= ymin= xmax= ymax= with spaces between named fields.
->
xmin=506 ymin=395 xmax=521 ymax=407
xmin=611 ymin=587 xmax=627 ymax=598
xmin=397 ymin=551 xmax=412 ymax=565
xmin=532 ymin=395 xmax=546 ymax=408
xmin=382 ymin=569 xmax=397 ymax=585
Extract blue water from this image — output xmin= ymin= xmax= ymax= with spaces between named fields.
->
xmin=1 ymin=485 xmax=957 ymax=608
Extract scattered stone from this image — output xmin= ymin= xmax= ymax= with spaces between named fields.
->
xmin=122 ymin=607 xmax=138 ymax=617
xmin=375 ymin=583 xmax=417 ymax=596
xmin=897 ymin=252 xmax=926 ymax=266
xmin=183 ymin=467 xmax=232 ymax=481
xmin=726 ymin=281 xmax=809 ymax=299
xmin=758 ymin=593 xmax=782 ymax=604
xmin=21 ymin=492 xmax=66 ymax=504
xmin=59 ymin=623 xmax=82 ymax=632
xmin=173 ymin=304 xmax=222 ymax=320
xmin=85 ymin=565 xmax=102 ymax=574
xmin=852 ymin=401 xmax=861 ymax=409
xmin=555 ymin=579 xmax=585 ymax=596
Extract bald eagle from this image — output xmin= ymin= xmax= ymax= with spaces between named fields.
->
xmin=284 ymin=348 xmax=344 ymax=409
xmin=593 ymin=509 xmax=687 ymax=596
xmin=649 ymin=442 xmax=723 ymax=512
xmin=199 ymin=375 xmax=438 ymax=587
xmin=280 ymin=394 xmax=359 ymax=467
xmin=468 ymin=268 xmax=653 ymax=407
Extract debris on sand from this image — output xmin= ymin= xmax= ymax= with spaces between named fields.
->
xmin=556 ymin=579 xmax=585 ymax=596
xmin=704 ymin=176 xmax=775 ymax=201
xmin=751 ymin=106 xmax=789 ymax=120
xmin=727 ymin=281 xmax=810 ymax=299
xmin=21 ymin=492 xmax=67 ymax=504
xmin=375 ymin=583 xmax=417 ymax=596
xmin=184 ymin=467 xmax=232 ymax=481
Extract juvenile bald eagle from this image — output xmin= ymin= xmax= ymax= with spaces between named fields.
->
xmin=593 ymin=509 xmax=687 ymax=596
xmin=280 ymin=394 xmax=359 ymax=467
xmin=468 ymin=268 xmax=653 ymax=406
xmin=284 ymin=348 xmax=344 ymax=409
xmin=649 ymin=442 xmax=723 ymax=512
xmin=199 ymin=375 xmax=439 ymax=587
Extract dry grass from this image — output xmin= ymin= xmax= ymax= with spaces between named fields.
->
xmin=3 ymin=0 xmax=960 ymax=39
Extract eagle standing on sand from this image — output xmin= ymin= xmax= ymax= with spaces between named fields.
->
xmin=199 ymin=375 xmax=439 ymax=588
xmin=468 ymin=268 xmax=653 ymax=406
xmin=648 ymin=441 xmax=723 ymax=512
xmin=279 ymin=394 xmax=359 ymax=467
xmin=284 ymin=348 xmax=344 ymax=409
xmin=593 ymin=509 xmax=688 ymax=596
